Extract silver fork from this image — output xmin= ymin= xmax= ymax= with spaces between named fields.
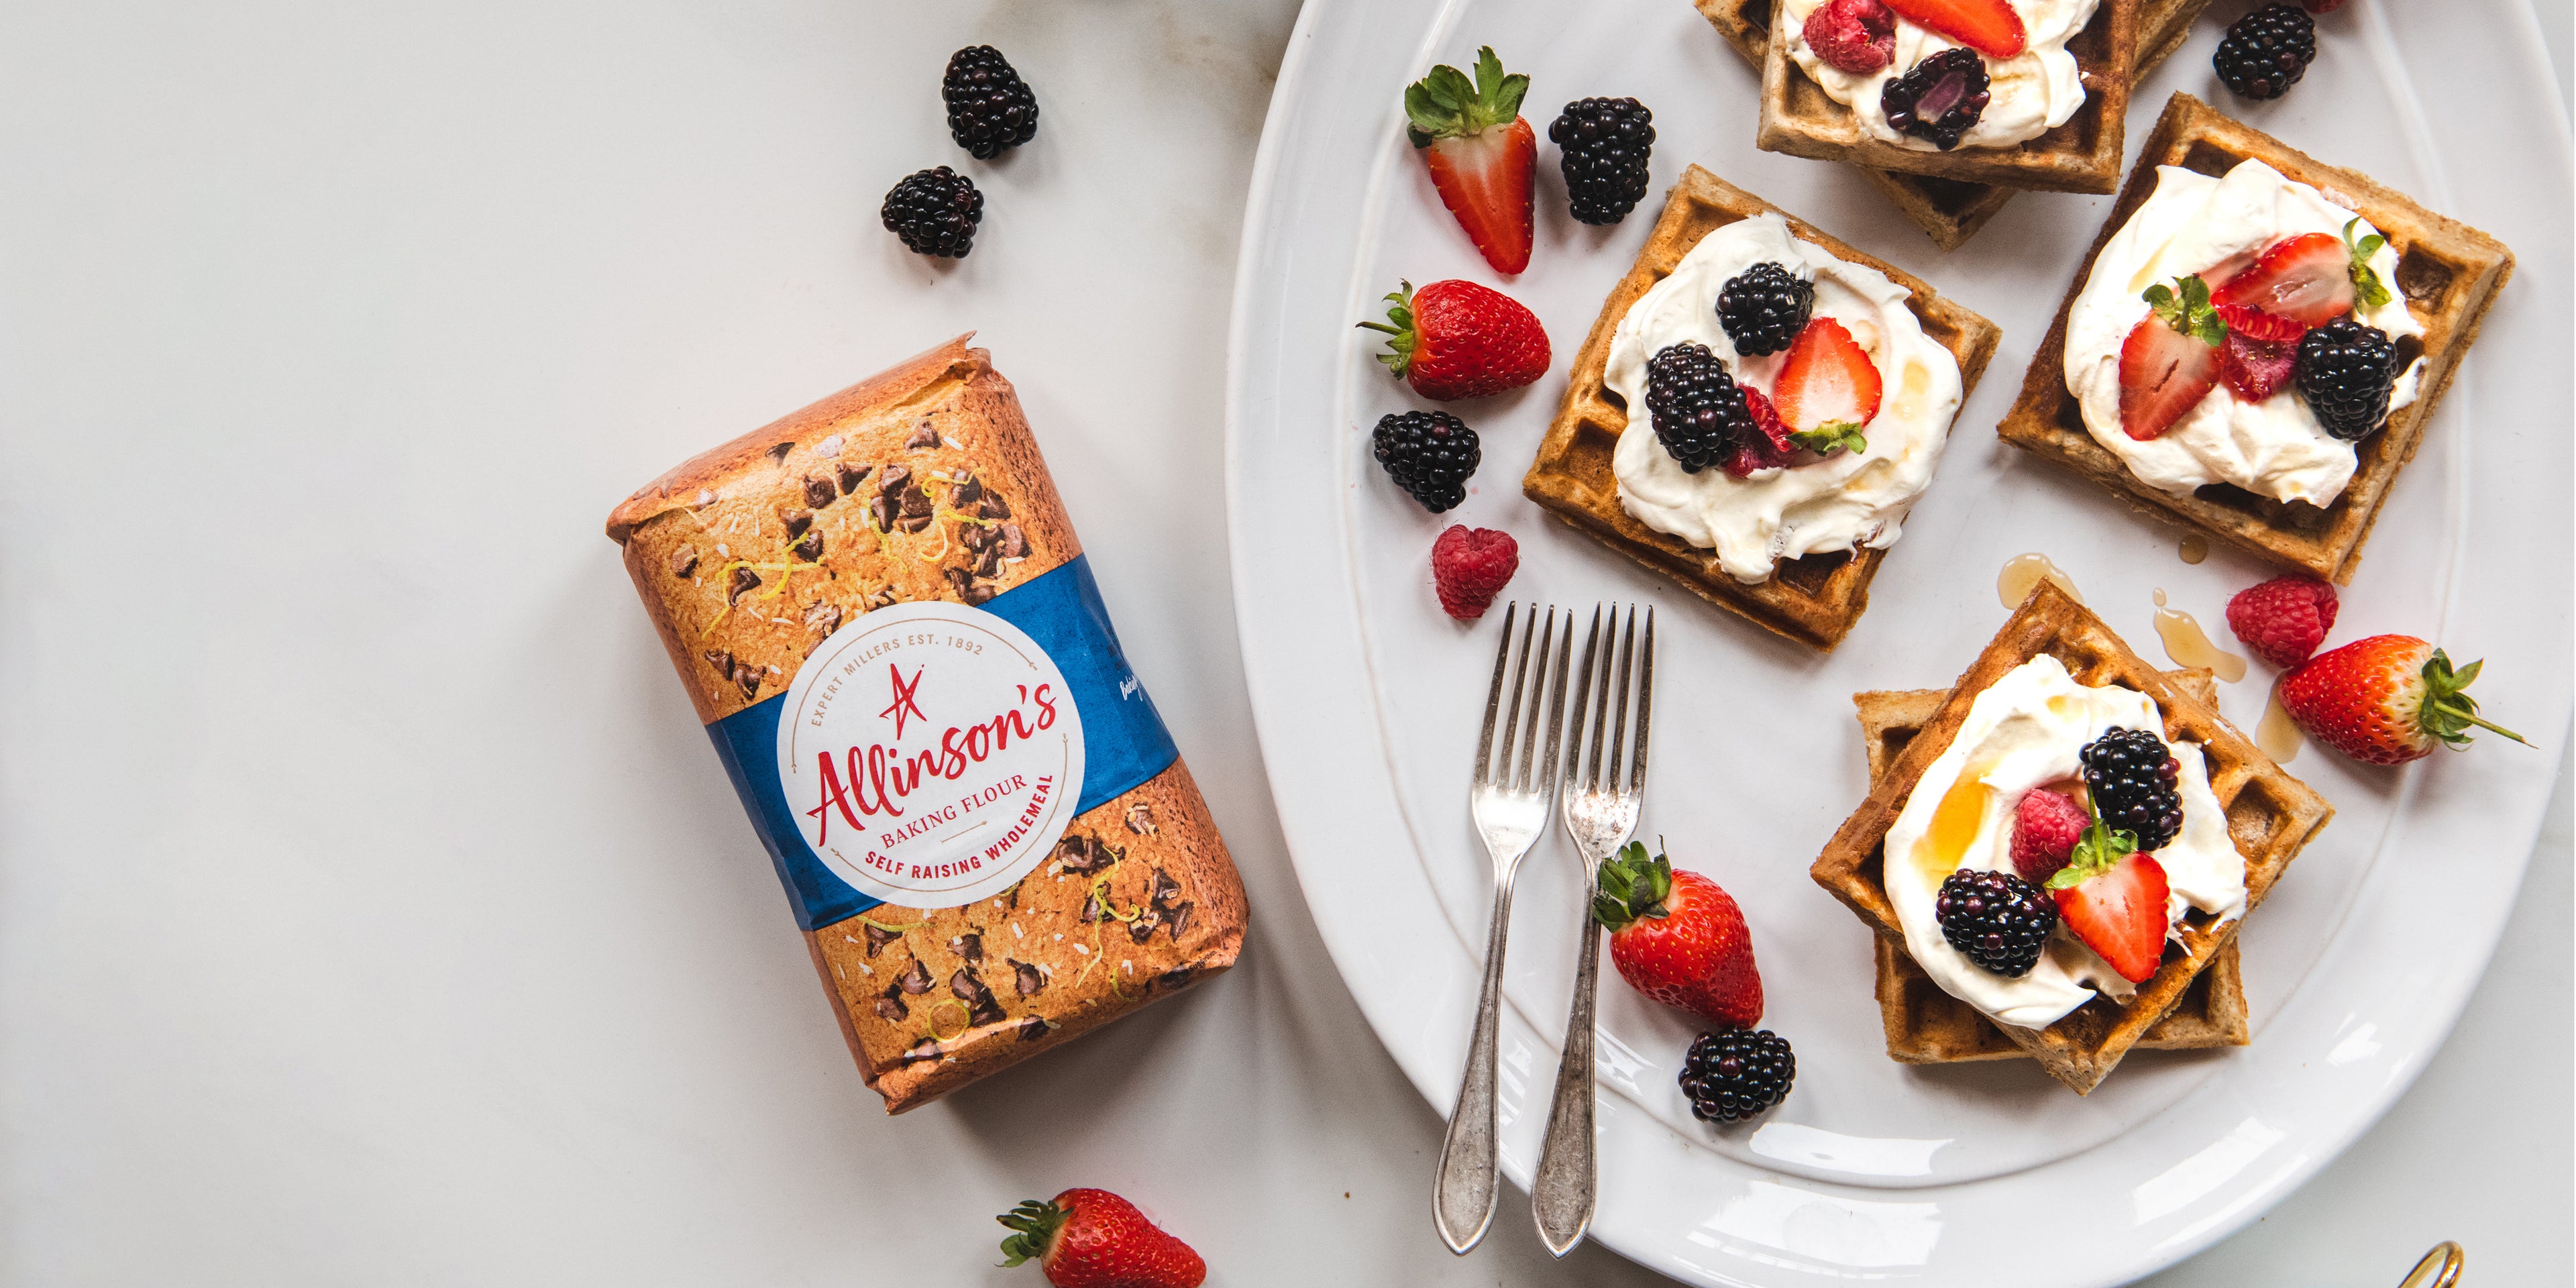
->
xmin=1532 ymin=604 xmax=1655 ymax=1257
xmin=1433 ymin=602 xmax=1574 ymax=1256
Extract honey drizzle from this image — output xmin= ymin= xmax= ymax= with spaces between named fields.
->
xmin=2151 ymin=588 xmax=2248 ymax=683
xmin=2179 ymin=534 xmax=2209 ymax=564
xmin=1998 ymin=553 xmax=2084 ymax=610
xmin=2257 ymin=688 xmax=2304 ymax=763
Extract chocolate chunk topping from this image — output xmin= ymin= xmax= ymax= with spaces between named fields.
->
xmin=1157 ymin=967 xmax=1194 ymax=991
xmin=952 ymin=475 xmax=985 ymax=508
xmin=953 ymin=932 xmax=983 ymax=963
xmin=668 ymin=545 xmax=699 ymax=578
xmin=1126 ymin=908 xmax=1163 ymax=944
xmin=1147 ymin=868 xmax=1183 ymax=911
xmin=1010 ymin=958 xmax=1045 ymax=997
xmin=866 ymin=585 xmax=899 ymax=610
xmin=959 ymin=522 xmax=996 ymax=553
xmin=727 ymin=566 xmax=761 ymax=602
xmin=997 ymin=524 xmax=1029 ymax=559
xmin=905 ymin=422 xmax=941 ymax=450
xmin=873 ymin=981 xmax=908 ymax=1022
xmin=867 ymin=496 xmax=894 ymax=532
xmin=1079 ymin=892 xmax=1102 ymax=924
xmin=900 ymin=1036 xmax=941 ymax=1065
xmin=703 ymin=649 xmax=735 ymax=679
xmin=861 ymin=922 xmax=900 ymax=957
xmin=894 ymin=956 xmax=932 ymax=995
xmin=951 ymin=967 xmax=1006 ymax=1027
xmin=1055 ymin=835 xmax=1120 ymax=875
xmin=979 ymin=493 xmax=1012 ymax=521
xmin=790 ymin=529 xmax=822 ymax=561
xmin=804 ymin=600 xmax=843 ymax=639
xmin=876 ymin=463 xmax=912 ymax=500
xmin=802 ymin=474 xmax=836 ymax=508
xmin=1123 ymin=804 xmax=1157 ymax=835
xmin=779 ymin=508 xmax=814 ymax=538
xmin=764 ymin=441 xmax=794 ymax=464
xmin=731 ymin=661 xmax=762 ymax=701
xmin=1165 ymin=900 xmax=1194 ymax=942
xmin=1017 ymin=1014 xmax=1050 ymax=1042
xmin=835 ymin=461 xmax=872 ymax=495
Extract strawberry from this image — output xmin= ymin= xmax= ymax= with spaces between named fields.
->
xmin=1355 ymin=278 xmax=1550 ymax=401
xmin=2008 ymin=788 xmax=2090 ymax=884
xmin=2041 ymin=798 xmax=2171 ymax=984
xmin=1803 ymin=0 xmax=1897 ymax=74
xmin=2210 ymin=221 xmax=2391 ymax=326
xmin=1883 ymin=0 xmax=2029 ymax=58
xmin=2277 ymin=636 xmax=2528 ymax=765
xmin=998 ymin=1189 xmax=1205 ymax=1288
xmin=1430 ymin=525 xmax=1518 ymax=621
xmin=2118 ymin=275 xmax=2224 ymax=441
xmin=1722 ymin=387 xmax=1798 ymax=478
xmin=1770 ymin=318 xmax=1882 ymax=455
xmin=1595 ymin=842 xmax=1763 ymax=1029
xmin=2214 ymin=303 xmax=2304 ymax=403
xmin=2225 ymin=574 xmax=2337 ymax=669
xmin=1404 ymin=48 xmax=1536 ymax=275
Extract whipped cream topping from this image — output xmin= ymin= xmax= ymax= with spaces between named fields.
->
xmin=1779 ymin=0 xmax=2097 ymax=152
xmin=1882 ymin=656 xmax=2245 ymax=1031
xmin=1604 ymin=212 xmax=1963 ymax=584
xmin=2065 ymin=159 xmax=2425 ymax=506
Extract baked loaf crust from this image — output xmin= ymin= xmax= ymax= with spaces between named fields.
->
xmin=608 ymin=337 xmax=1247 ymax=1113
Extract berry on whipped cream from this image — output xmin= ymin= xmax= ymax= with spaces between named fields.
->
xmin=1881 ymin=656 xmax=2245 ymax=1030
xmin=2065 ymin=158 xmax=2425 ymax=506
xmin=1780 ymin=0 xmax=2095 ymax=152
xmin=1604 ymin=212 xmax=1963 ymax=584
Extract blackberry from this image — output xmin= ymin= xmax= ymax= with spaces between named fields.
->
xmin=1548 ymin=97 xmax=1656 ymax=225
xmin=2296 ymin=317 xmax=2398 ymax=441
xmin=1934 ymin=869 xmax=2058 ymax=977
xmin=1715 ymin=262 xmax=1814 ymax=358
xmin=1643 ymin=341 xmax=1755 ymax=474
xmin=2081 ymin=728 xmax=2184 ymax=852
xmin=880 ymin=166 xmax=984 ymax=258
xmin=1879 ymin=48 xmax=1991 ymax=150
xmin=943 ymin=46 xmax=1039 ymax=159
xmin=2213 ymin=4 xmax=2316 ymax=101
xmin=1678 ymin=1029 xmax=1795 ymax=1123
xmin=1371 ymin=409 xmax=1481 ymax=513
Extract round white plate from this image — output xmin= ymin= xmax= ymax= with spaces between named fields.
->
xmin=1226 ymin=2 xmax=2569 ymax=1283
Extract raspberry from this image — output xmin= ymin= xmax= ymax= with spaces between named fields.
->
xmin=1802 ymin=0 xmax=1896 ymax=75
xmin=2227 ymin=575 xmax=2339 ymax=669
xmin=1722 ymin=388 xmax=1797 ymax=478
xmin=1430 ymin=526 xmax=1519 ymax=621
xmin=2009 ymin=788 xmax=2090 ymax=883
xmin=2215 ymin=304 xmax=2304 ymax=404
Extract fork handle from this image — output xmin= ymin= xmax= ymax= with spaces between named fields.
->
xmin=1433 ymin=873 xmax=1519 ymax=1254
xmin=1532 ymin=880 xmax=1603 ymax=1257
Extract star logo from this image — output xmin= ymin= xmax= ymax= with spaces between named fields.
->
xmin=879 ymin=663 xmax=927 ymax=739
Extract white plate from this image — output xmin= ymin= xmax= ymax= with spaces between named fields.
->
xmin=1226 ymin=2 xmax=2569 ymax=1284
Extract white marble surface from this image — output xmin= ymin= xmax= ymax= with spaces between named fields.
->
xmin=0 ymin=2 xmax=2563 ymax=1285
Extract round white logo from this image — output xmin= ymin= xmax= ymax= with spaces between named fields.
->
xmin=776 ymin=600 xmax=1085 ymax=908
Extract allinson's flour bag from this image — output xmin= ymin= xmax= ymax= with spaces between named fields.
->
xmin=606 ymin=336 xmax=1246 ymax=1112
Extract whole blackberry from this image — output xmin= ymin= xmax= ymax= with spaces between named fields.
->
xmin=1880 ymin=48 xmax=1991 ymax=150
xmin=1934 ymin=869 xmax=2058 ymax=977
xmin=2214 ymin=4 xmax=2316 ymax=101
xmin=1715 ymin=262 xmax=1814 ymax=358
xmin=2296 ymin=318 xmax=2398 ymax=441
xmin=1548 ymin=97 xmax=1656 ymax=225
xmin=943 ymin=46 xmax=1039 ymax=159
xmin=1643 ymin=341 xmax=1755 ymax=474
xmin=880 ymin=166 xmax=984 ymax=258
xmin=1678 ymin=1028 xmax=1795 ymax=1123
xmin=1371 ymin=409 xmax=1481 ymax=513
xmin=2081 ymin=728 xmax=2185 ymax=852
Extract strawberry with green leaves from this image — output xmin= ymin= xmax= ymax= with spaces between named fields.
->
xmin=1356 ymin=278 xmax=1550 ymax=400
xmin=1404 ymin=48 xmax=1536 ymax=275
xmin=2046 ymin=803 xmax=2171 ymax=985
xmin=2210 ymin=218 xmax=2393 ymax=325
xmin=2277 ymin=637 xmax=2528 ymax=765
xmin=2118 ymin=274 xmax=2227 ymax=441
xmin=1770 ymin=317 xmax=1882 ymax=457
xmin=998 ymin=1189 xmax=1205 ymax=1288
xmin=1595 ymin=842 xmax=1762 ymax=1029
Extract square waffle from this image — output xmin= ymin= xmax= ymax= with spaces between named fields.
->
xmin=1996 ymin=93 xmax=2516 ymax=584
xmin=1752 ymin=0 xmax=2139 ymax=195
xmin=1811 ymin=580 xmax=2330 ymax=1092
xmin=1693 ymin=0 xmax=2214 ymax=250
xmin=1854 ymin=672 xmax=2251 ymax=1064
xmin=1519 ymin=164 xmax=2000 ymax=650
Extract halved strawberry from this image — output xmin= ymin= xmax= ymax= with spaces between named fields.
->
xmin=1884 ymin=0 xmax=2028 ymax=58
xmin=1405 ymin=48 xmax=1536 ymax=275
xmin=1770 ymin=319 xmax=1882 ymax=455
xmin=2214 ymin=303 xmax=2304 ymax=403
xmin=2051 ymin=850 xmax=2171 ymax=984
xmin=2209 ymin=233 xmax=2355 ymax=326
xmin=1723 ymin=387 xmax=1799 ymax=477
xmin=2118 ymin=276 xmax=2224 ymax=441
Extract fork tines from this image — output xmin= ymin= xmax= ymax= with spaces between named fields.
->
xmin=1564 ymin=604 xmax=1654 ymax=802
xmin=1474 ymin=603 xmax=1574 ymax=794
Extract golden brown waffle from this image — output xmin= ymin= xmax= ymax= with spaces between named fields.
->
xmin=1811 ymin=581 xmax=2330 ymax=1092
xmin=1752 ymin=0 xmax=2139 ymax=195
xmin=1997 ymin=93 xmax=2516 ymax=584
xmin=1519 ymin=165 xmax=2000 ymax=650
xmin=1693 ymin=0 xmax=2214 ymax=249
xmin=1854 ymin=672 xmax=2250 ymax=1064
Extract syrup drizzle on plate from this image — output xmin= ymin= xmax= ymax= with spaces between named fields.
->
xmin=2151 ymin=588 xmax=2247 ymax=683
xmin=1998 ymin=553 xmax=2083 ymax=609
xmin=2178 ymin=534 xmax=2208 ymax=564
xmin=2257 ymin=688 xmax=2304 ymax=763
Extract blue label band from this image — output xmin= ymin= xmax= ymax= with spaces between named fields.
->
xmin=704 ymin=555 xmax=1179 ymax=932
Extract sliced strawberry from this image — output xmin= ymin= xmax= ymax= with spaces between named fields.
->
xmin=2051 ymin=852 xmax=2170 ymax=984
xmin=1405 ymin=48 xmax=1535 ymax=275
xmin=2215 ymin=303 xmax=2305 ymax=403
xmin=1770 ymin=319 xmax=1882 ymax=451
xmin=1883 ymin=0 xmax=2028 ymax=58
xmin=2117 ymin=316 xmax=2218 ymax=441
xmin=2209 ymin=233 xmax=2355 ymax=327
xmin=1723 ymin=388 xmax=1799 ymax=477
